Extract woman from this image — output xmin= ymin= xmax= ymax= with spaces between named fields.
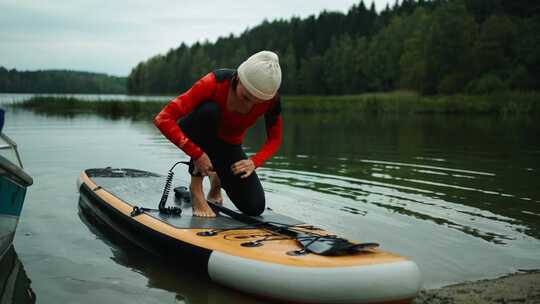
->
xmin=154 ymin=50 xmax=282 ymax=218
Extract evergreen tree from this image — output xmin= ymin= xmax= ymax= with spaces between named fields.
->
xmin=423 ymin=0 xmax=476 ymax=94
xmin=123 ymin=0 xmax=540 ymax=95
xmin=473 ymin=15 xmax=515 ymax=77
xmin=399 ymin=8 xmax=433 ymax=92
xmin=0 ymin=67 xmax=126 ymax=94
xmin=281 ymin=44 xmax=298 ymax=94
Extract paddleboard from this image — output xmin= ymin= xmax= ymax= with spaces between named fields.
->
xmin=77 ymin=167 xmax=421 ymax=304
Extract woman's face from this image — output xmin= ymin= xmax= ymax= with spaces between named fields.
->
xmin=236 ymin=80 xmax=270 ymax=105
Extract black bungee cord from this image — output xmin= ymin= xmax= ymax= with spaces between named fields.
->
xmin=157 ymin=161 xmax=190 ymax=215
xmin=131 ymin=161 xmax=189 ymax=217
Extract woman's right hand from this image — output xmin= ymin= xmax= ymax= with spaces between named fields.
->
xmin=194 ymin=153 xmax=215 ymax=176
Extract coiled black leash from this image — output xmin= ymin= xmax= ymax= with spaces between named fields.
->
xmin=157 ymin=161 xmax=189 ymax=215
xmin=131 ymin=161 xmax=189 ymax=217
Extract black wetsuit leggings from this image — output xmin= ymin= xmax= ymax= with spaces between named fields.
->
xmin=178 ymin=102 xmax=265 ymax=216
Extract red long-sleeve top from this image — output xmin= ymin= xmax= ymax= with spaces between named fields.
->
xmin=153 ymin=71 xmax=282 ymax=168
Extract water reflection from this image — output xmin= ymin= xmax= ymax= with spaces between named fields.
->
xmin=260 ymin=168 xmax=524 ymax=244
xmin=245 ymin=111 xmax=540 ymax=244
xmin=0 ymin=93 xmax=172 ymax=104
xmin=0 ymin=246 xmax=36 ymax=304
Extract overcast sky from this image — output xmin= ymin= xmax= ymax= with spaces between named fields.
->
xmin=1 ymin=0 xmax=393 ymax=76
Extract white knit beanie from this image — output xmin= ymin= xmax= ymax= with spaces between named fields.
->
xmin=237 ymin=50 xmax=282 ymax=100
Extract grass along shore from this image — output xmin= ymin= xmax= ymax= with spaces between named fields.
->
xmin=285 ymin=91 xmax=540 ymax=115
xmin=10 ymin=91 xmax=540 ymax=118
xmin=11 ymin=96 xmax=166 ymax=119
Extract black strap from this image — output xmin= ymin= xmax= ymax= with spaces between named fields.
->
xmin=213 ymin=69 xmax=236 ymax=82
xmin=130 ymin=206 xmax=155 ymax=217
xmin=207 ymin=202 xmax=378 ymax=255
xmin=130 ymin=205 xmax=183 ymax=217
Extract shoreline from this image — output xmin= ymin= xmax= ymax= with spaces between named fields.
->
xmin=7 ymin=91 xmax=540 ymax=117
xmin=413 ymin=271 xmax=540 ymax=304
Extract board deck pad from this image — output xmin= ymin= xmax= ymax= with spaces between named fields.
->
xmin=87 ymin=168 xmax=304 ymax=229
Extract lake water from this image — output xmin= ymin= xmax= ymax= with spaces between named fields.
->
xmin=2 ymin=93 xmax=540 ymax=303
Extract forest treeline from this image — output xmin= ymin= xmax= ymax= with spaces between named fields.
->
xmin=0 ymin=67 xmax=127 ymax=94
xmin=127 ymin=0 xmax=540 ymax=96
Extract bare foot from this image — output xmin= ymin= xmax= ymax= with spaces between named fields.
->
xmin=192 ymin=197 xmax=216 ymax=217
xmin=190 ymin=180 xmax=216 ymax=218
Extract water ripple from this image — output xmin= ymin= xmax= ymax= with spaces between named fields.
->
xmin=359 ymin=159 xmax=496 ymax=176
xmin=259 ymin=167 xmax=534 ymax=246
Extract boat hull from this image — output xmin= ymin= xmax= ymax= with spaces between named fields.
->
xmin=0 ymin=155 xmax=32 ymax=259
xmin=0 ymin=109 xmax=33 ymax=259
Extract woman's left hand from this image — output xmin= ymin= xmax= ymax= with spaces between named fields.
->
xmin=231 ymin=159 xmax=255 ymax=179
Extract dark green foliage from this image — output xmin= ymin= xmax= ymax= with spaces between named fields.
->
xmin=466 ymin=74 xmax=509 ymax=94
xmin=12 ymin=92 xmax=539 ymax=119
xmin=501 ymin=0 xmax=540 ymax=18
xmin=464 ymin=0 xmax=503 ymax=22
xmin=513 ymin=17 xmax=540 ymax=88
xmin=127 ymin=0 xmax=539 ymax=96
xmin=12 ymin=96 xmax=166 ymax=120
xmin=472 ymin=15 xmax=515 ymax=77
xmin=417 ymin=0 xmax=477 ymax=94
xmin=284 ymin=92 xmax=539 ymax=115
xmin=127 ymin=0 xmax=380 ymax=95
xmin=0 ymin=68 xmax=127 ymax=94
xmin=399 ymin=8 xmax=432 ymax=91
